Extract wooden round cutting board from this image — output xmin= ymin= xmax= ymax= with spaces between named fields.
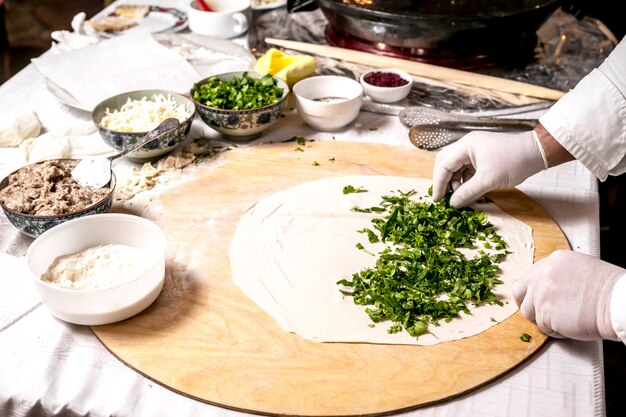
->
xmin=93 ymin=141 xmax=568 ymax=416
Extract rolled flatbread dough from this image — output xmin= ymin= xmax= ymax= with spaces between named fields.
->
xmin=230 ymin=175 xmax=534 ymax=346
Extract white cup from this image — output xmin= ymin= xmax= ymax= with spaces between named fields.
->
xmin=188 ymin=0 xmax=251 ymax=38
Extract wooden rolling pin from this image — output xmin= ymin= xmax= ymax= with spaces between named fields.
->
xmin=265 ymin=38 xmax=565 ymax=101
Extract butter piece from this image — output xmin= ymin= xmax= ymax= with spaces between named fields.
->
xmin=253 ymin=48 xmax=316 ymax=87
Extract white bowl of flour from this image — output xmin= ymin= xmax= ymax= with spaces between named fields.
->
xmin=27 ymin=213 xmax=166 ymax=325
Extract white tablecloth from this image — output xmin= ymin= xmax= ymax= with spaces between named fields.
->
xmin=0 ymin=1 xmax=606 ymax=416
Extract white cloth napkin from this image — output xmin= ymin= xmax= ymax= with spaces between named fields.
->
xmin=0 ymin=112 xmax=41 ymax=147
xmin=32 ymin=31 xmax=201 ymax=110
xmin=50 ymin=13 xmax=100 ymax=54
xmin=0 ymin=114 xmax=117 ymax=178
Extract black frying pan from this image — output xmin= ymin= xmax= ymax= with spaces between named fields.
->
xmin=286 ymin=0 xmax=575 ymax=67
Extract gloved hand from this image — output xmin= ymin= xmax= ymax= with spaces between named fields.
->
xmin=513 ymin=250 xmax=624 ymax=341
xmin=432 ymin=130 xmax=546 ymax=207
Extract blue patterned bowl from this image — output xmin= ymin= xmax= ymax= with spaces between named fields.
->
xmin=0 ymin=161 xmax=115 ymax=238
xmin=190 ymin=71 xmax=289 ymax=142
xmin=92 ymin=90 xmax=195 ymax=161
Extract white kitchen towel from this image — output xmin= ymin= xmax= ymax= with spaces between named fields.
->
xmin=32 ymin=31 xmax=201 ymax=111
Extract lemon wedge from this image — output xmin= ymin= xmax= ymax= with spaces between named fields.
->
xmin=253 ymin=48 xmax=316 ymax=87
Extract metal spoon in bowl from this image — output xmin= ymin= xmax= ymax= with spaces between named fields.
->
xmin=71 ymin=118 xmax=180 ymax=189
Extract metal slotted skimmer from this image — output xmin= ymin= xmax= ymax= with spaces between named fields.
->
xmin=400 ymin=107 xmax=539 ymax=150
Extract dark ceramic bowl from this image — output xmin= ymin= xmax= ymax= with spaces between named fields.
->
xmin=92 ymin=90 xmax=195 ymax=160
xmin=190 ymin=71 xmax=289 ymax=142
xmin=0 ymin=160 xmax=116 ymax=238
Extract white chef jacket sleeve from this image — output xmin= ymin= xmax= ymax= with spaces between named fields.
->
xmin=610 ymin=275 xmax=626 ymax=344
xmin=539 ymin=37 xmax=626 ymax=181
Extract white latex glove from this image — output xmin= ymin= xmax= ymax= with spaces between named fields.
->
xmin=513 ymin=250 xmax=624 ymax=341
xmin=432 ymin=130 xmax=545 ymax=207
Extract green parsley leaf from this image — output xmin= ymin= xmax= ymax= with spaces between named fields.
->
xmin=343 ymin=185 xmax=367 ymax=194
xmin=520 ymin=333 xmax=532 ymax=342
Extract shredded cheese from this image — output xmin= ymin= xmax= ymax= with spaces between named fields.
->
xmin=100 ymin=94 xmax=193 ymax=132
xmin=115 ymin=138 xmax=228 ymax=200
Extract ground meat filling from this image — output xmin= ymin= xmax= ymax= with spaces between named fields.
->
xmin=0 ymin=160 xmax=110 ymax=216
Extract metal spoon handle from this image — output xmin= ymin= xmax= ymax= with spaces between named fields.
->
xmin=434 ymin=119 xmax=538 ymax=130
xmin=400 ymin=106 xmax=539 ymax=128
xmin=107 ymin=118 xmax=180 ymax=161
xmin=409 ymin=122 xmax=536 ymax=150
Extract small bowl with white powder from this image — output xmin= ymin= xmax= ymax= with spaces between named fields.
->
xmin=293 ymin=75 xmax=363 ymax=131
xmin=26 ymin=213 xmax=167 ymax=325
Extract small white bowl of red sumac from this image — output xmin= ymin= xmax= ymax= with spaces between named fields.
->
xmin=360 ymin=69 xmax=413 ymax=103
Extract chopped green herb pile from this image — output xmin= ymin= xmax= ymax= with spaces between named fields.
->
xmin=343 ymin=185 xmax=367 ymax=194
xmin=191 ymin=72 xmax=284 ymax=110
xmin=520 ymin=333 xmax=532 ymax=342
xmin=337 ymin=188 xmax=509 ymax=339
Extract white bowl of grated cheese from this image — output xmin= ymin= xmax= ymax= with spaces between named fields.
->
xmin=93 ymin=90 xmax=195 ymax=160
xmin=26 ymin=213 xmax=167 ymax=325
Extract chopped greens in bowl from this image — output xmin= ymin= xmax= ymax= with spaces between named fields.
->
xmin=192 ymin=72 xmax=285 ymax=110
xmin=190 ymin=71 xmax=289 ymax=141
